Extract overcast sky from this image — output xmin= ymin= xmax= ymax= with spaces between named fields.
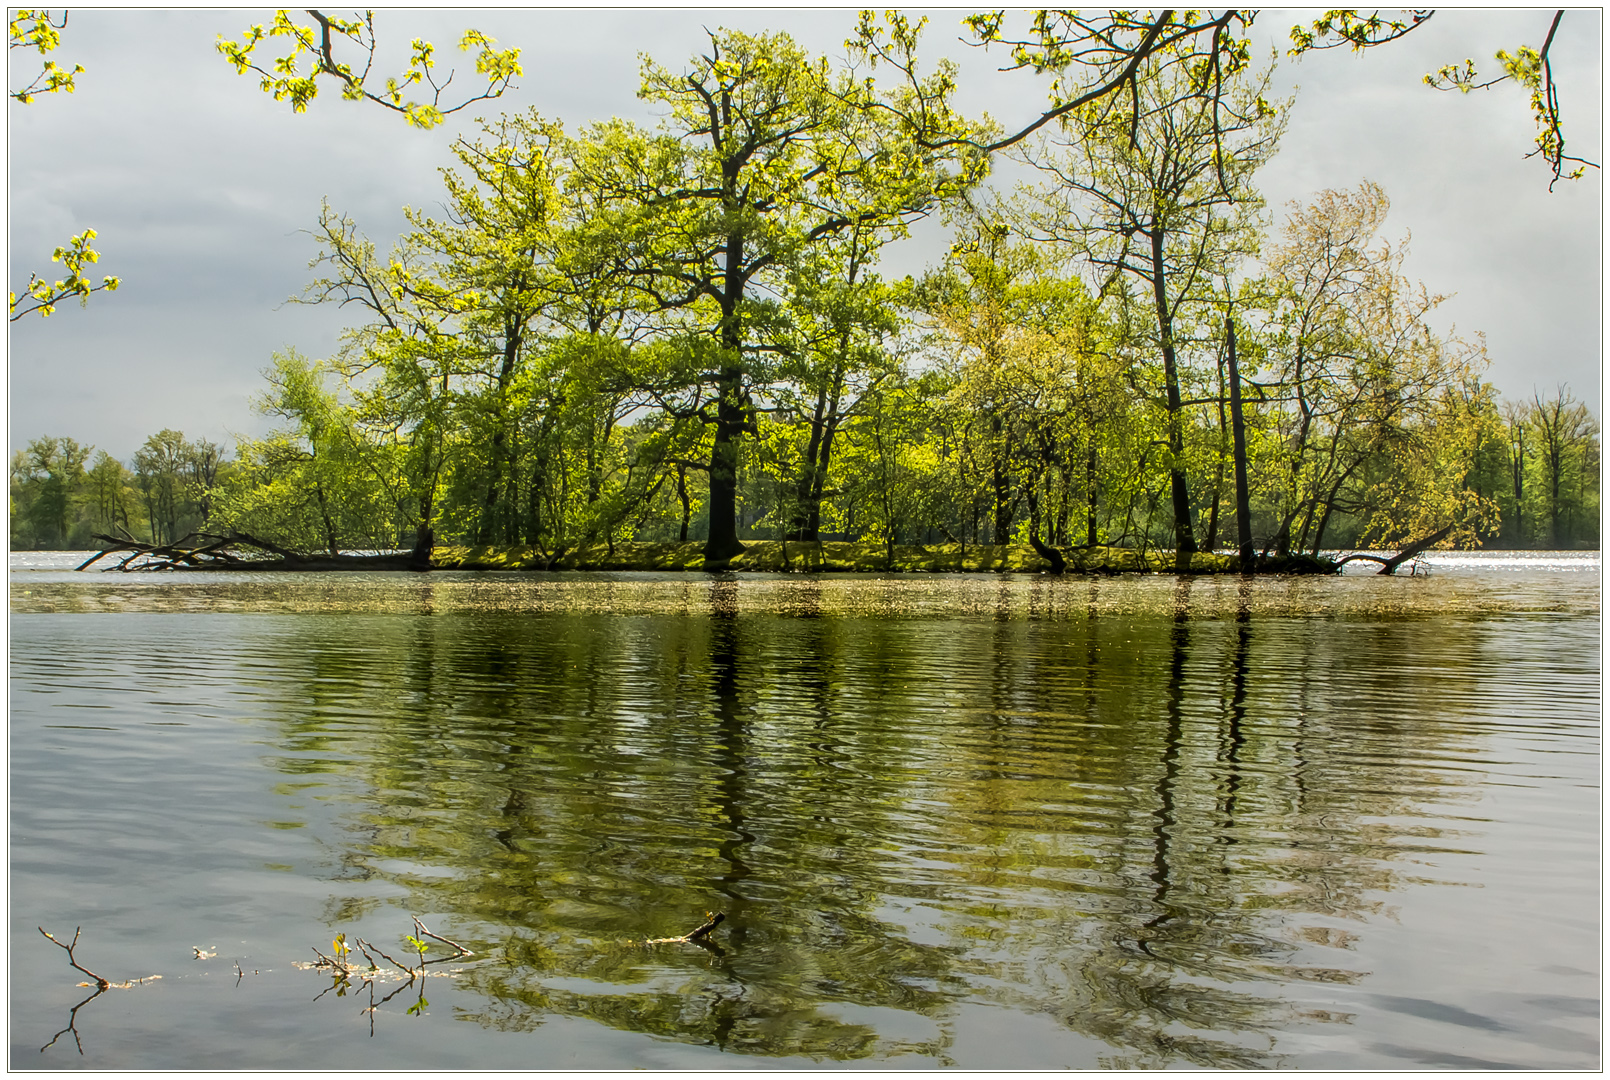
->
xmin=7 ymin=7 xmax=1603 ymax=461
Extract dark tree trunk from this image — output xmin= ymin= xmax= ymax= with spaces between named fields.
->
xmin=315 ymin=484 xmax=339 ymax=556
xmin=409 ymin=522 xmax=434 ymax=570
xmin=991 ymin=413 xmax=1014 ymax=544
xmin=1149 ymin=227 xmax=1196 ymax=558
xmin=1086 ymin=443 xmax=1099 ymax=547
xmin=704 ymin=215 xmax=749 ymax=565
xmin=1335 ymin=523 xmax=1456 ymax=575
xmin=1227 ymin=316 xmax=1255 ymax=569
xmin=676 ymin=464 xmax=692 ymax=542
xmin=705 ymin=368 xmax=746 ymax=562
xmin=479 ymin=314 xmax=523 ymax=544
xmin=1026 ymin=489 xmax=1065 ymax=574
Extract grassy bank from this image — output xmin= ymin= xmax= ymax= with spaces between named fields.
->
xmin=432 ymin=541 xmax=1296 ymax=574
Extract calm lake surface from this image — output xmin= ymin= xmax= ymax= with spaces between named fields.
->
xmin=9 ymin=551 xmax=1600 ymax=1069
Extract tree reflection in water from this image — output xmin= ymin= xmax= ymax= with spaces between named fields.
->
xmin=256 ymin=573 xmax=1497 ymax=1065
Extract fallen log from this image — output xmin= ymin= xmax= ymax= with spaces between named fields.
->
xmin=1334 ymin=524 xmax=1457 ymax=575
xmin=81 ymin=533 xmax=424 ymax=573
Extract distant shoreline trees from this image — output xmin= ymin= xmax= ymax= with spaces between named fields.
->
xmin=10 ymin=380 xmax=1598 ymax=558
xmin=11 ymin=429 xmax=223 ymax=550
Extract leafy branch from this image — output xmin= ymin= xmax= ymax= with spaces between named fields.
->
xmin=216 ymin=9 xmax=522 ymax=129
xmin=1287 ymin=9 xmax=1594 ymax=188
xmin=9 ymin=230 xmax=120 ymax=321
xmin=1287 ymin=9 xmax=1434 ymax=54
xmin=955 ymin=8 xmax=1254 ymax=155
xmin=1422 ymin=10 xmax=1597 ymax=189
xmin=9 ymin=8 xmax=83 ymax=103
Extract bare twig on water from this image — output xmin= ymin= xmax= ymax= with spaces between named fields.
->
xmin=357 ymin=938 xmax=417 ymax=977
xmin=684 ymin=912 xmax=725 ymax=941
xmin=411 ymin=916 xmax=473 ymax=960
xmin=39 ymin=927 xmax=110 ymax=990
xmin=309 ymin=944 xmax=351 ymax=975
xmin=646 ymin=911 xmax=727 ymax=945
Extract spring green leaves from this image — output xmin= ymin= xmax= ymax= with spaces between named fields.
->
xmin=9 ymin=229 xmax=120 ymax=322
xmin=9 ymin=9 xmax=82 ymax=104
xmin=216 ymin=10 xmax=522 ymax=129
xmin=1286 ymin=8 xmax=1596 ymax=189
xmin=1287 ymin=9 xmax=1433 ymax=55
xmin=1423 ymin=12 xmax=1595 ymax=188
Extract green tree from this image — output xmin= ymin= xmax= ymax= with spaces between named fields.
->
xmin=914 ymin=217 xmax=1115 ymax=550
xmin=568 ymin=22 xmax=984 ymax=561
xmin=214 ymin=350 xmax=400 ymax=553
xmin=403 ymin=111 xmax=569 ymax=544
xmin=1021 ymin=42 xmax=1284 ymax=556
xmin=773 ymin=225 xmax=903 ymax=542
xmin=10 ymin=435 xmax=90 ymax=548
xmin=1259 ymin=183 xmax=1498 ymax=555
xmin=1500 ymin=397 xmax=1532 ymax=546
xmin=85 ymin=449 xmax=135 ymax=538
xmin=1527 ymin=384 xmax=1600 ymax=547
xmin=132 ymin=429 xmax=220 ymax=546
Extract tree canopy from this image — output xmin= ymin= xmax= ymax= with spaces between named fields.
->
xmin=12 ymin=10 xmax=1600 ymax=561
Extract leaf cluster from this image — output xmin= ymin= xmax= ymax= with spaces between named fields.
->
xmin=215 ymin=9 xmax=522 ymax=129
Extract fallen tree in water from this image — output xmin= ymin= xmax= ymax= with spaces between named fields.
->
xmin=1331 ymin=524 xmax=1456 ymax=575
xmin=73 ymin=532 xmax=1453 ymax=576
xmin=78 ymin=532 xmax=426 ymax=572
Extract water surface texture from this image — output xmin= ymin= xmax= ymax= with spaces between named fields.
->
xmin=10 ymin=553 xmax=1600 ymax=1068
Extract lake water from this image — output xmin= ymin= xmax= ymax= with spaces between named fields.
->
xmin=9 ymin=551 xmax=1601 ymax=1069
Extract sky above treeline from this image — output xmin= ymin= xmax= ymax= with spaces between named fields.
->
xmin=7 ymin=7 xmax=1603 ymax=461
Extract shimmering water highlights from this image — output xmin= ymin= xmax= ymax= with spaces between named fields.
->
xmin=9 ymin=554 xmax=1600 ymax=1068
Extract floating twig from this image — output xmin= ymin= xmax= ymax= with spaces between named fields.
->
xmin=357 ymin=938 xmax=417 ymax=978
xmin=39 ymin=927 xmax=110 ymax=990
xmin=685 ymin=912 xmax=725 ymax=941
xmin=309 ymin=944 xmax=350 ymax=975
xmin=411 ymin=917 xmax=472 ymax=960
xmin=645 ymin=911 xmax=726 ymax=945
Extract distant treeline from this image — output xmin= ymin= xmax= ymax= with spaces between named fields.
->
xmin=10 ymin=379 xmax=1598 ymax=555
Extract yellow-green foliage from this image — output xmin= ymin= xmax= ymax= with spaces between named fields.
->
xmin=434 ymin=541 xmax=1247 ymax=574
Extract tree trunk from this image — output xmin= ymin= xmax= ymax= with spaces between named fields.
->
xmin=479 ymin=316 xmax=523 ymax=544
xmin=1149 ymin=227 xmax=1196 ymax=558
xmin=1086 ymin=443 xmax=1099 ymax=547
xmin=676 ymin=464 xmax=692 ymax=542
xmin=409 ymin=522 xmax=434 ymax=570
xmin=1026 ymin=488 xmax=1065 ymax=574
xmin=991 ymin=413 xmax=1014 ymax=544
xmin=1227 ymin=316 xmax=1255 ymax=569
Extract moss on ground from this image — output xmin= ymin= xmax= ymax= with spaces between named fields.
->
xmin=431 ymin=541 xmax=1323 ymax=575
